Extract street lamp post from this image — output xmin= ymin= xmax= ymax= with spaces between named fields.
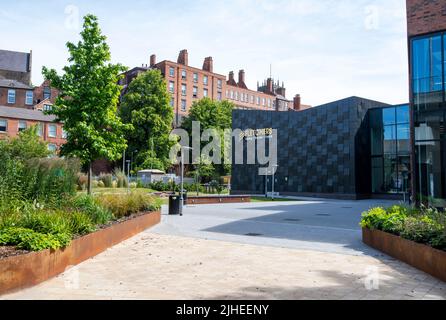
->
xmin=180 ymin=146 xmax=193 ymax=216
xmin=126 ymin=160 xmax=131 ymax=194
xmin=271 ymin=165 xmax=279 ymax=201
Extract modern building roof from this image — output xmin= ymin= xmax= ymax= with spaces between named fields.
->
xmin=0 ymin=105 xmax=56 ymax=122
xmin=0 ymin=50 xmax=31 ymax=73
xmin=0 ymin=79 xmax=33 ymax=89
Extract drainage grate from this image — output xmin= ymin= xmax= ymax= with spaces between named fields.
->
xmin=316 ymin=214 xmax=331 ymax=217
xmin=244 ymin=233 xmax=263 ymax=237
xmin=284 ymin=218 xmax=301 ymax=222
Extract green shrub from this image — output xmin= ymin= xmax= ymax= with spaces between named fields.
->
xmin=68 ymin=212 xmax=96 ymax=235
xmin=70 ymin=194 xmax=113 ymax=225
xmin=361 ymin=205 xmax=446 ymax=251
xmin=96 ymin=192 xmax=161 ymax=219
xmin=129 ymin=182 xmax=137 ymax=189
xmin=0 ymin=227 xmax=69 ymax=251
xmin=77 ymin=173 xmax=88 ymax=191
xmin=99 ymin=173 xmax=113 ymax=188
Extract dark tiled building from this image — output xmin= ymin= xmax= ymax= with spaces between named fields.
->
xmin=230 ymin=97 xmax=407 ymax=200
xmin=407 ymin=0 xmax=446 ymax=207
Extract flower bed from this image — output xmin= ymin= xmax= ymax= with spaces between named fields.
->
xmin=361 ymin=205 xmax=446 ymax=282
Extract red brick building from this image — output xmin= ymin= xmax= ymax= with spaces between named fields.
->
xmin=121 ymin=49 xmax=310 ymax=126
xmin=0 ymin=49 xmax=65 ymax=152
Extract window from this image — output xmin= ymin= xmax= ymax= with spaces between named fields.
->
xmin=217 ymin=79 xmax=222 ymax=89
xmin=18 ymin=121 xmax=27 ymax=132
xmin=235 ymin=92 xmax=239 ymax=101
xmin=170 ymin=97 xmax=175 ymax=107
xmin=62 ymin=128 xmax=67 ymax=139
xmin=230 ymin=91 xmax=234 ymax=99
xmin=26 ymin=91 xmax=33 ymax=105
xmin=257 ymin=97 xmax=260 ymax=105
xmin=181 ymin=84 xmax=187 ymax=96
xmin=241 ymin=93 xmax=244 ymax=102
xmin=43 ymin=86 xmax=51 ymax=100
xmin=37 ymin=123 xmax=43 ymax=136
xmin=268 ymin=99 xmax=271 ymax=108
xmin=7 ymin=90 xmax=16 ymax=104
xmin=43 ymin=104 xmax=52 ymax=111
xmin=203 ymin=76 xmax=208 ymax=86
xmin=193 ymin=73 xmax=198 ymax=83
xmin=0 ymin=119 xmax=7 ymax=132
xmin=48 ymin=144 xmax=57 ymax=154
xmin=48 ymin=124 xmax=57 ymax=138
xmin=181 ymin=70 xmax=187 ymax=80
xmin=169 ymin=67 xmax=175 ymax=77
xmin=262 ymin=98 xmax=266 ymax=106
xmin=203 ymin=88 xmax=208 ymax=97
xmin=193 ymin=86 xmax=198 ymax=98
xmin=217 ymin=92 xmax=222 ymax=101
xmin=250 ymin=95 xmax=254 ymax=104
xmin=181 ymin=99 xmax=187 ymax=111
xmin=226 ymin=90 xmax=229 ymax=98
xmin=169 ymin=81 xmax=175 ymax=93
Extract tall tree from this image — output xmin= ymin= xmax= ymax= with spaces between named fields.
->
xmin=181 ymin=98 xmax=234 ymax=178
xmin=119 ymin=69 xmax=174 ymax=171
xmin=42 ymin=14 xmax=130 ymax=194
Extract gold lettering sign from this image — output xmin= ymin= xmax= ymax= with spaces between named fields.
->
xmin=239 ymin=128 xmax=273 ymax=140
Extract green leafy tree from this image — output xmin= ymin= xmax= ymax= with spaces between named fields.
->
xmin=119 ymin=69 xmax=174 ymax=172
xmin=0 ymin=126 xmax=50 ymax=161
xmin=42 ymin=15 xmax=130 ymax=194
xmin=181 ymin=98 xmax=234 ymax=177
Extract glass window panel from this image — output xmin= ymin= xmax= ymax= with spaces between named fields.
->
xmin=384 ymin=155 xmax=399 ymax=193
xmin=396 ymin=105 xmax=410 ymax=124
xmin=383 ymin=107 xmax=396 ymax=125
xmin=412 ymin=37 xmax=430 ymax=93
xmin=397 ymin=124 xmax=410 ymax=154
xmin=432 ymin=35 xmax=442 ymax=91
xmin=383 ymin=125 xmax=397 ymax=154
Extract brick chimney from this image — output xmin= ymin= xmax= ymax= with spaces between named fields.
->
xmin=293 ymin=94 xmax=302 ymax=111
xmin=266 ymin=78 xmax=274 ymax=94
xmin=177 ymin=49 xmax=188 ymax=66
xmin=150 ymin=54 xmax=156 ymax=67
xmin=203 ymin=57 xmax=213 ymax=72
xmin=276 ymin=87 xmax=286 ymax=97
xmin=238 ymin=70 xmax=247 ymax=89
xmin=227 ymin=71 xmax=237 ymax=86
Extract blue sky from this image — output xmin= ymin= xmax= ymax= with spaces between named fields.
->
xmin=0 ymin=0 xmax=408 ymax=106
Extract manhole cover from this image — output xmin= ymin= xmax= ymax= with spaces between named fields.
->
xmin=316 ymin=214 xmax=331 ymax=217
xmin=244 ymin=233 xmax=263 ymax=237
xmin=284 ymin=218 xmax=301 ymax=222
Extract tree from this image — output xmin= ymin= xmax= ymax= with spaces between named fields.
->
xmin=0 ymin=126 xmax=50 ymax=161
xmin=181 ymin=98 xmax=234 ymax=178
xmin=119 ymin=69 xmax=174 ymax=171
xmin=42 ymin=14 xmax=130 ymax=194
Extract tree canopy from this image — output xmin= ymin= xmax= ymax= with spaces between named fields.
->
xmin=119 ymin=69 xmax=174 ymax=171
xmin=42 ymin=14 xmax=130 ymax=193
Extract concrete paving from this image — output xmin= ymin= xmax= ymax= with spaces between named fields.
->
xmin=2 ymin=198 xmax=445 ymax=300
xmin=152 ymin=198 xmax=400 ymax=256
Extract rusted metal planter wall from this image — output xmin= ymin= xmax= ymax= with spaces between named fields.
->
xmin=0 ymin=211 xmax=161 ymax=296
xmin=362 ymin=228 xmax=446 ymax=282
xmin=186 ymin=195 xmax=251 ymax=205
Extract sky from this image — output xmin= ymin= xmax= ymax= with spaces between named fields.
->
xmin=0 ymin=0 xmax=409 ymax=106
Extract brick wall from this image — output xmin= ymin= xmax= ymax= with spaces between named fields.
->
xmin=0 ymin=87 xmax=34 ymax=109
xmin=407 ymin=0 xmax=446 ymax=37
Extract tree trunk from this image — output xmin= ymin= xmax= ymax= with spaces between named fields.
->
xmin=87 ymin=162 xmax=92 ymax=195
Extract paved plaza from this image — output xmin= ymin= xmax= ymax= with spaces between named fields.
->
xmin=2 ymin=199 xmax=446 ymax=300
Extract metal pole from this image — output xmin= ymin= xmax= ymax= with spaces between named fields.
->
xmin=272 ymin=171 xmax=275 ymax=201
xmin=180 ymin=150 xmax=184 ymax=216
xmin=122 ymin=150 xmax=126 ymax=171
xmin=126 ymin=160 xmax=130 ymax=194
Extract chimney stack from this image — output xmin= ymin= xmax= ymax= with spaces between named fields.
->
xmin=202 ymin=57 xmax=213 ymax=72
xmin=293 ymin=94 xmax=302 ymax=111
xmin=177 ymin=49 xmax=188 ymax=66
xmin=238 ymin=70 xmax=245 ymax=84
xmin=267 ymin=78 xmax=273 ymax=94
xmin=150 ymin=54 xmax=156 ymax=67
xmin=229 ymin=71 xmax=235 ymax=82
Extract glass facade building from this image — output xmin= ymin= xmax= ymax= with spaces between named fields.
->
xmin=370 ymin=105 xmax=411 ymax=195
xmin=411 ymin=32 xmax=446 ymax=207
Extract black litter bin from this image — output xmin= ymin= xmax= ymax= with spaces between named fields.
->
xmin=168 ymin=194 xmax=181 ymax=215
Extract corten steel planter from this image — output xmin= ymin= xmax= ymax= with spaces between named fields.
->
xmin=185 ymin=195 xmax=251 ymax=205
xmin=0 ymin=210 xmax=161 ymax=296
xmin=362 ymin=228 xmax=446 ymax=282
